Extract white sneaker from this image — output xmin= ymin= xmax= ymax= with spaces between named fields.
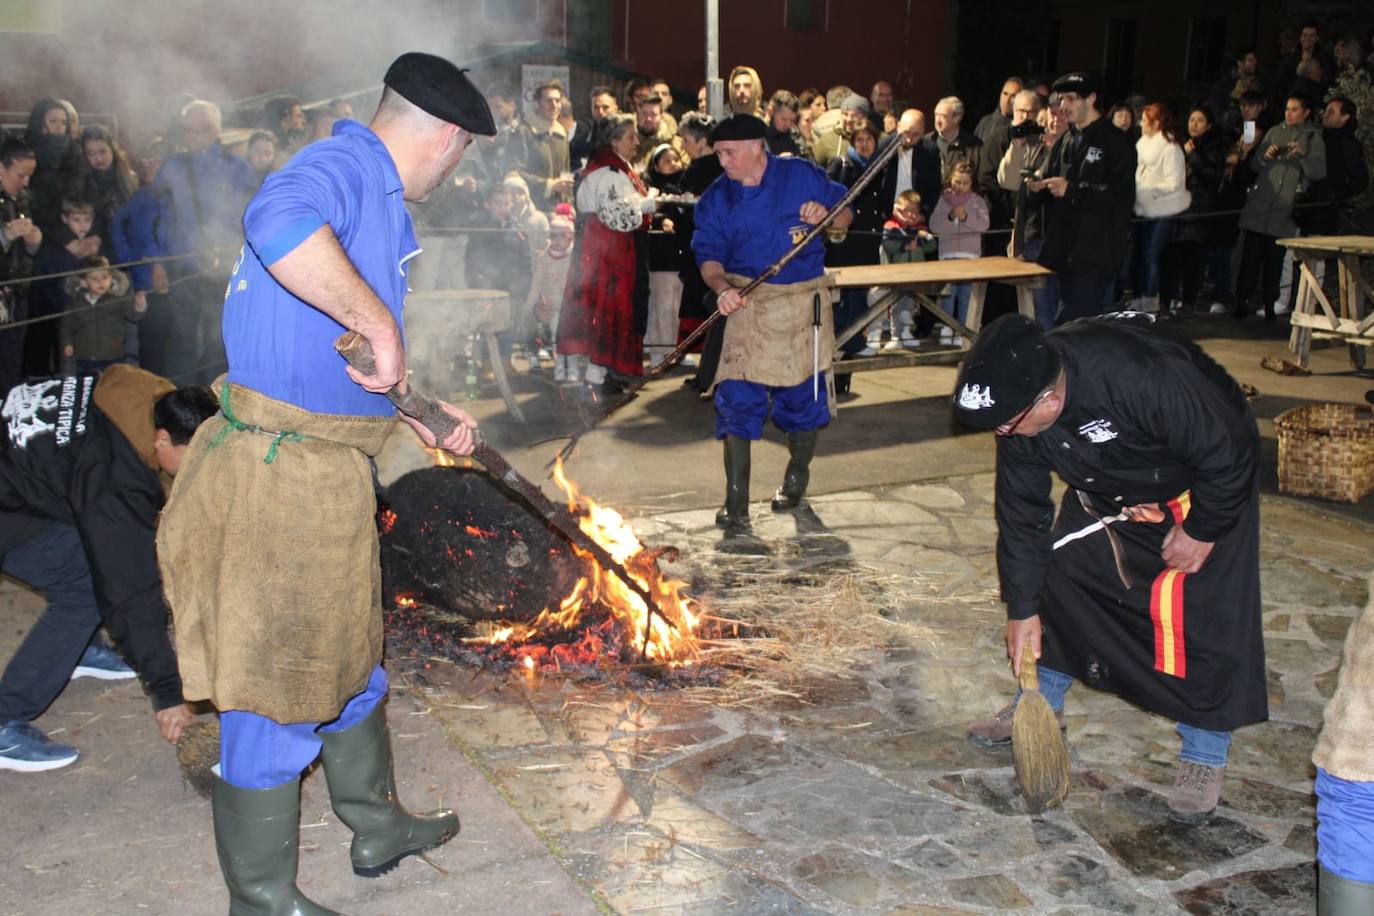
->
xmin=881 ymin=337 xmax=904 ymax=352
xmin=682 ymin=355 xmax=699 ymax=368
xmin=950 ymin=335 xmax=965 ymax=347
xmin=553 ymin=359 xmax=570 ymax=384
xmin=1208 ymin=302 xmax=1227 ymax=315
xmin=1273 ymin=303 xmax=1291 ymax=316
xmin=900 ymin=334 xmax=922 ymax=349
xmin=855 ymin=344 xmax=878 ymax=357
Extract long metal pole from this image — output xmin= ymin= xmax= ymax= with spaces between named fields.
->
xmin=706 ymin=0 xmax=724 ymax=119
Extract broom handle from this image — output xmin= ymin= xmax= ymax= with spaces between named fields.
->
xmin=1018 ymin=642 xmax=1040 ymax=691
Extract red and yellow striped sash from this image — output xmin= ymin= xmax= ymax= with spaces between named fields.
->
xmin=1151 ymin=490 xmax=1192 ymax=677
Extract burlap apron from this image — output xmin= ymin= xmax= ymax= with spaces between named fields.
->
xmin=158 ymin=380 xmax=396 ymax=724
xmin=1313 ymin=573 xmax=1374 ymax=781
xmin=713 ymin=274 xmax=833 ymax=393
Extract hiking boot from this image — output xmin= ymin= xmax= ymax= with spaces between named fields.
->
xmin=0 ymin=720 xmax=80 ymax=772
xmin=71 ymin=642 xmax=136 ymax=681
xmin=966 ymin=702 xmax=1067 ymax=748
xmin=1167 ymin=761 xmax=1225 ymax=823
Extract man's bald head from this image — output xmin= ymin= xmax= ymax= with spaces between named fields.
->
xmin=897 ymin=109 xmax=926 ymax=145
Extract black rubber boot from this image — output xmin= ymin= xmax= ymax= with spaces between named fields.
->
xmin=1319 ymin=864 xmax=1374 ymax=916
xmin=212 ymin=777 xmax=339 ymax=916
xmin=319 ymin=704 xmax=460 ymax=878
xmin=771 ymin=430 xmax=819 ymax=511
xmin=713 ymin=436 xmax=752 ymax=533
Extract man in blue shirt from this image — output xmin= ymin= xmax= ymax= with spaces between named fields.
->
xmin=158 ymin=53 xmax=492 ymax=914
xmin=692 ymin=114 xmax=852 ymax=534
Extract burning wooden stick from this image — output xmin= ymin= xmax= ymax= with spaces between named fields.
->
xmin=334 ymin=332 xmax=676 ymax=659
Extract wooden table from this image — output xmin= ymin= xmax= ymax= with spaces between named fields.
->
xmin=827 ymin=256 xmax=1054 ymax=372
xmin=405 ymin=288 xmax=526 ymax=423
xmin=1279 ymin=235 xmax=1374 ymax=370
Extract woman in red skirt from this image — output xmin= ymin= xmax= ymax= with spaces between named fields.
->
xmin=555 ymin=113 xmax=660 ymax=394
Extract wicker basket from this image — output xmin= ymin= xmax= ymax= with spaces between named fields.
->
xmin=1275 ymin=403 xmax=1374 ymax=503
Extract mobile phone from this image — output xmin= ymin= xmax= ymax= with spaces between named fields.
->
xmin=1242 ymin=121 xmax=1256 ymax=144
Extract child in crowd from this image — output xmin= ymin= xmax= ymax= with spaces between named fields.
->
xmin=59 ymin=255 xmax=141 ymax=373
xmin=246 ymin=131 xmax=277 ymax=186
xmin=464 ymin=183 xmax=532 ymax=369
xmin=530 ymin=206 xmax=577 ymax=380
xmin=28 ymin=197 xmax=102 ymax=374
xmin=644 ymin=144 xmax=686 ymax=369
xmin=879 ymin=189 xmax=937 ymax=349
xmin=930 ymin=161 xmax=989 ymax=347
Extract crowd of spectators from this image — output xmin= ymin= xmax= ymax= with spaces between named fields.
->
xmin=2 ymin=16 xmax=1371 ymax=401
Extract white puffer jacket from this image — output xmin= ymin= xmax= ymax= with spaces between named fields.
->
xmin=1134 ymin=132 xmax=1191 ymax=218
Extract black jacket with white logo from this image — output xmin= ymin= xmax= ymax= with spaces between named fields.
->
xmin=1 ymin=375 xmax=181 ymax=709
xmin=1035 ymin=116 xmax=1137 ymax=279
xmin=994 ymin=318 xmax=1258 ymax=620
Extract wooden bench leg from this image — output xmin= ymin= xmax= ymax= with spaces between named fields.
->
xmin=483 ymin=329 xmax=526 ymax=424
xmin=965 ymin=282 xmax=988 ymax=333
xmin=1015 ymin=284 xmax=1035 ymax=321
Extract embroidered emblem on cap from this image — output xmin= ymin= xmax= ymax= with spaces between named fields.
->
xmin=958 ymin=383 xmax=995 ymax=410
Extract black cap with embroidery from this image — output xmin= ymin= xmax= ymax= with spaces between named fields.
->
xmin=708 ymin=113 xmax=767 ymax=144
xmin=1050 ymin=71 xmax=1100 ymax=98
xmin=384 ymin=52 xmax=496 ymax=136
xmin=952 ymin=314 xmax=1062 ymax=430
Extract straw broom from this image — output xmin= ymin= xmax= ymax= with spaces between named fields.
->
xmin=1012 ymin=643 xmax=1070 ymax=812
xmin=176 ymin=719 xmax=220 ymax=799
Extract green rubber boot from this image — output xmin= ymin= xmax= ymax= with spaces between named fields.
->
xmin=212 ymin=777 xmax=339 ymax=916
xmin=1319 ymin=864 xmax=1374 ymax=916
xmin=713 ymin=436 xmax=752 ymax=533
xmin=319 ymin=704 xmax=460 ymax=878
xmin=771 ymin=429 xmax=819 ymax=511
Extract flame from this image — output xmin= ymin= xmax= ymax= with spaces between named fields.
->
xmin=427 ymin=447 xmax=458 ymax=468
xmin=462 ymin=457 xmax=702 ymax=671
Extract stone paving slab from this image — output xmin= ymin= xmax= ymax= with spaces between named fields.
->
xmin=401 ymin=475 xmax=1373 ymax=914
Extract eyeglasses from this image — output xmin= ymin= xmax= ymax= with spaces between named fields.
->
xmin=996 ymin=388 xmax=1053 ymax=437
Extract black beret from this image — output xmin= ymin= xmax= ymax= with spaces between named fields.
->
xmin=1050 ymin=71 xmax=1100 ymax=97
xmin=952 ymin=314 xmax=1062 ymax=430
xmin=384 ymin=52 xmax=496 ymax=137
xmin=708 ymin=113 xmax=766 ymax=144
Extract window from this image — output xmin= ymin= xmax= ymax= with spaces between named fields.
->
xmin=785 ymin=0 xmax=826 ymax=31
xmin=1185 ymin=16 xmax=1228 ymax=81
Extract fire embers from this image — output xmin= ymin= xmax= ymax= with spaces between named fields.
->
xmin=380 ymin=466 xmax=706 ymax=679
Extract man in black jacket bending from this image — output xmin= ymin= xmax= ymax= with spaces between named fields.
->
xmin=0 ymin=366 xmax=216 ymax=771
xmin=1029 ymin=73 xmax=1136 ymax=324
xmin=956 ymin=314 xmax=1266 ymax=823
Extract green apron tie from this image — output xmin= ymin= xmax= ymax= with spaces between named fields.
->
xmin=208 ymin=384 xmax=309 ymax=464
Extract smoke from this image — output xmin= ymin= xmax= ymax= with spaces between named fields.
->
xmin=39 ymin=0 xmax=564 ymax=140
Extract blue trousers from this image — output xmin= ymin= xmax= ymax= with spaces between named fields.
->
xmin=1317 ymin=768 xmax=1374 ymax=883
xmin=0 ymin=524 xmax=103 ymax=723
xmin=220 ymin=664 xmax=389 ymax=789
xmin=941 ymin=282 xmax=973 ymax=325
xmin=715 ymin=377 xmax=829 ymax=440
xmin=1056 ymin=272 xmax=1114 ymax=325
xmin=1132 ymin=218 xmax=1174 ymax=298
xmin=834 ymin=289 xmax=870 ymax=355
xmin=1030 ymin=665 xmax=1232 ymax=766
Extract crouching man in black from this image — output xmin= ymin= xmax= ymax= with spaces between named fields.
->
xmin=1 ymin=365 xmax=217 ymax=771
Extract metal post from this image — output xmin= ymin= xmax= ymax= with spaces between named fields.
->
xmin=706 ymin=0 xmax=724 ymax=119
